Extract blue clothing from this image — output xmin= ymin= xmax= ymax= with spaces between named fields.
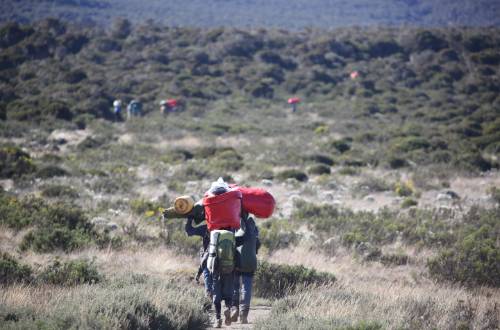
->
xmin=185 ymin=218 xmax=212 ymax=294
xmin=213 ymin=271 xmax=234 ymax=318
xmin=203 ymin=267 xmax=212 ymax=294
xmin=232 ymin=272 xmax=253 ymax=309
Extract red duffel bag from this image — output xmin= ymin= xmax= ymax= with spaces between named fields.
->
xmin=203 ymin=190 xmax=242 ymax=231
xmin=233 ymin=186 xmax=275 ymax=218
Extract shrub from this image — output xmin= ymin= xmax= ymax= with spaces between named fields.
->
xmin=41 ymin=184 xmax=79 ymax=198
xmin=129 ymin=198 xmax=162 ymax=216
xmin=276 ymin=169 xmax=308 ymax=182
xmin=380 ymin=252 xmax=409 ymax=266
xmin=259 ymin=219 xmax=299 ymax=252
xmin=35 ymin=165 xmax=69 ymax=178
xmin=388 ymin=156 xmax=408 ymax=169
xmin=0 ymin=253 xmax=33 ymax=285
xmin=427 ymin=225 xmax=500 ymax=287
xmin=306 ymin=154 xmax=334 ymax=166
xmin=330 ymin=139 xmax=351 ymax=153
xmin=0 ymin=194 xmax=46 ymax=229
xmin=254 ymin=261 xmax=335 ymax=298
xmin=20 ymin=203 xmax=98 ymax=252
xmin=0 ymin=146 xmax=36 ymax=178
xmin=401 ymin=198 xmax=418 ymax=208
xmin=394 ymin=180 xmax=415 ymax=197
xmin=308 ymin=164 xmax=331 ymax=176
xmin=76 ymin=136 xmax=106 ymax=151
xmin=38 ymin=258 xmax=101 ymax=286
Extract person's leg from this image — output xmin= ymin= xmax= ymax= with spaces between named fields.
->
xmin=212 ymin=273 xmax=222 ymax=321
xmin=231 ymin=272 xmax=241 ymax=321
xmin=240 ymin=273 xmax=254 ymax=323
xmin=203 ymin=267 xmax=213 ymax=298
xmin=222 ymin=273 xmax=234 ymax=326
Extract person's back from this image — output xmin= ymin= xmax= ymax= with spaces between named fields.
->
xmin=232 ymin=214 xmax=259 ymax=324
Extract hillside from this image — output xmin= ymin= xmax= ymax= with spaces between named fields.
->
xmin=1 ymin=20 xmax=499 ymax=172
xmin=2 ymin=0 xmax=500 ymax=28
xmin=1 ymin=20 xmax=500 ymax=330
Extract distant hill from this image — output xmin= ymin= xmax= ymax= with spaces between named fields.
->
xmin=2 ymin=0 xmax=500 ymax=28
xmin=1 ymin=19 xmax=498 ymax=172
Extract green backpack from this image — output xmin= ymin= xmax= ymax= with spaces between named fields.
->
xmin=209 ymin=230 xmax=235 ymax=274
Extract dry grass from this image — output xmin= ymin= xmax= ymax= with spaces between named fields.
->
xmin=263 ymin=246 xmax=500 ymax=329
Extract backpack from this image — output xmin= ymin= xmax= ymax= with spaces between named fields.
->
xmin=235 ymin=216 xmax=258 ymax=273
xmin=207 ymin=230 xmax=235 ymax=274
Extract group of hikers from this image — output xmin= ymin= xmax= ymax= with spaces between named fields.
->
xmin=112 ymin=98 xmax=179 ymax=121
xmin=165 ymin=178 xmax=274 ymax=328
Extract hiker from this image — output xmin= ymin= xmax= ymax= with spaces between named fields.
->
xmin=184 ymin=215 xmax=213 ymax=299
xmin=204 ymin=178 xmax=241 ymax=328
xmin=159 ymin=100 xmax=168 ymax=116
xmin=113 ymin=99 xmax=123 ymax=121
xmin=127 ymin=99 xmax=142 ymax=119
xmin=231 ymin=212 xmax=260 ymax=324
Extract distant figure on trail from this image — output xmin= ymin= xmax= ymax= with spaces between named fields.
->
xmin=127 ymin=99 xmax=142 ymax=120
xmin=113 ymin=99 xmax=123 ymax=122
xmin=288 ymin=97 xmax=300 ymax=113
xmin=160 ymin=99 xmax=179 ymax=116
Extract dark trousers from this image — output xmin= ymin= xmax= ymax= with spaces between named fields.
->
xmin=212 ymin=271 xmax=234 ymax=318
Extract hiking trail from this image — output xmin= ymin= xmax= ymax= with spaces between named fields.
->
xmin=207 ymin=305 xmax=271 ymax=329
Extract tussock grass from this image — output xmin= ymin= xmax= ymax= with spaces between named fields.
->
xmin=0 ymin=274 xmax=210 ymax=329
xmin=255 ymin=282 xmax=499 ymax=329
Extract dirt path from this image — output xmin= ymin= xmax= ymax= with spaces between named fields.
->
xmin=207 ymin=305 xmax=271 ymax=329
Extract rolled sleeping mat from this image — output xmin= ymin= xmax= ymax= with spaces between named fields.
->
xmin=174 ymin=195 xmax=195 ymax=215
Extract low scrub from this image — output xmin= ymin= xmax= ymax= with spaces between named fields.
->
xmin=254 ymin=261 xmax=335 ymax=299
xmin=276 ymin=169 xmax=308 ymax=182
xmin=19 ymin=201 xmax=105 ymax=253
xmin=0 ymin=145 xmax=36 ymax=178
xmin=38 ymin=258 xmax=101 ymax=286
xmin=0 ymin=253 xmax=33 ymax=285
xmin=41 ymin=184 xmax=79 ymax=199
xmin=427 ymin=212 xmax=500 ymax=287
xmin=0 ymin=193 xmax=46 ymax=230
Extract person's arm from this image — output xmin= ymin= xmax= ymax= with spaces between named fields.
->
xmin=185 ymin=217 xmax=207 ymax=237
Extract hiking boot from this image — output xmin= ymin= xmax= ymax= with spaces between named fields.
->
xmin=213 ymin=318 xmax=222 ymax=328
xmin=240 ymin=309 xmax=249 ymax=324
xmin=224 ymin=308 xmax=231 ymax=326
xmin=230 ymin=307 xmax=239 ymax=322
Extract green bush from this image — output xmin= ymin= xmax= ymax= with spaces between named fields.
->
xmin=308 ymin=164 xmax=331 ymax=176
xmin=129 ymin=198 xmax=162 ymax=216
xmin=0 ymin=145 xmax=36 ymax=178
xmin=0 ymin=193 xmax=46 ymax=229
xmin=388 ymin=156 xmax=408 ymax=169
xmin=20 ymin=202 xmax=100 ymax=252
xmin=427 ymin=224 xmax=500 ymax=287
xmin=401 ymin=198 xmax=418 ymax=208
xmin=254 ymin=261 xmax=335 ymax=299
xmin=306 ymin=154 xmax=335 ymax=166
xmin=277 ymin=169 xmax=308 ymax=182
xmin=41 ymin=185 xmax=79 ymax=199
xmin=330 ymin=139 xmax=351 ymax=153
xmin=35 ymin=165 xmax=69 ymax=178
xmin=380 ymin=253 xmax=409 ymax=266
xmin=259 ymin=219 xmax=299 ymax=252
xmin=38 ymin=258 xmax=101 ymax=286
xmin=0 ymin=253 xmax=33 ymax=285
